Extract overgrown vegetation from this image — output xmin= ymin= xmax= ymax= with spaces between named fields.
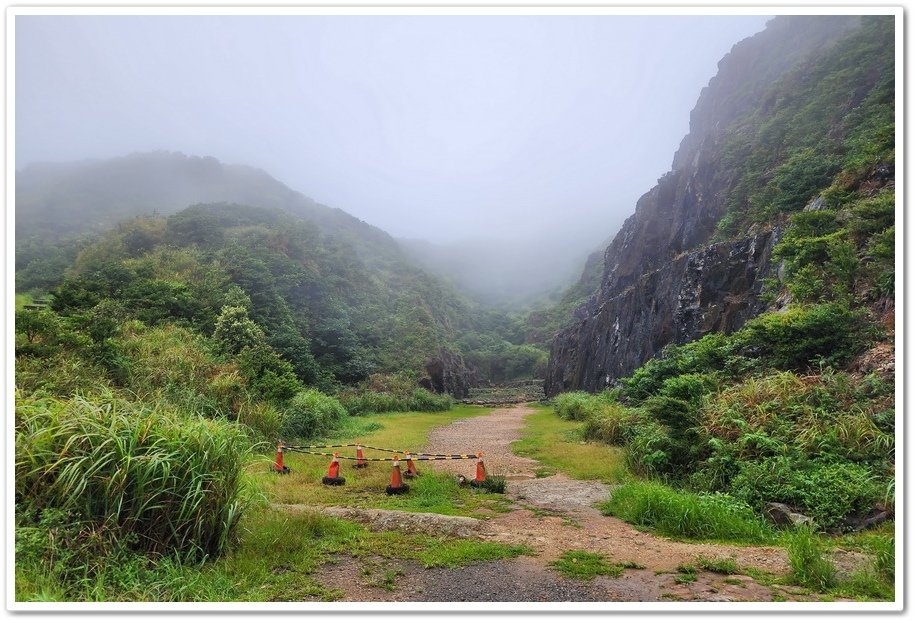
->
xmin=600 ymin=482 xmax=775 ymax=544
xmin=339 ymin=373 xmax=453 ymax=416
xmin=14 ymin=15 xmax=896 ymax=604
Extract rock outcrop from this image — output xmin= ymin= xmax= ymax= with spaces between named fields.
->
xmin=545 ymin=16 xmax=861 ymax=396
xmin=420 ymin=349 xmax=479 ymax=399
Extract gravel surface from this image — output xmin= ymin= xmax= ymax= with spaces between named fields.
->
xmin=307 ymin=404 xmax=839 ymax=602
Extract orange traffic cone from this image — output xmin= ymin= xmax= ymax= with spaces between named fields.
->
xmin=470 ymin=452 xmax=487 ymax=487
xmin=404 ymin=451 xmax=419 ymax=479
xmin=322 ymin=452 xmax=345 ymax=486
xmin=385 ymin=455 xmax=410 ymax=495
xmin=270 ymin=443 xmax=290 ymax=474
xmin=354 ymin=443 xmax=368 ymax=469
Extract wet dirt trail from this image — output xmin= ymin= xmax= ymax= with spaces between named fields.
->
xmin=319 ymin=404 xmax=814 ymax=603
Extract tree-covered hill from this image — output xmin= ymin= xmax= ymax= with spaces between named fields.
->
xmin=17 ymin=152 xmax=554 ymax=389
xmin=15 ymin=151 xmax=401 ymax=291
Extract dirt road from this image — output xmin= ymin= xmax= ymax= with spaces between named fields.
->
xmin=318 ymin=404 xmax=815 ymax=603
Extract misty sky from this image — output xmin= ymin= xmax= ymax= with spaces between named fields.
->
xmin=16 ymin=14 xmax=770 ymax=245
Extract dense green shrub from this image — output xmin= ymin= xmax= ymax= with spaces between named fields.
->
xmin=624 ymin=419 xmax=676 ymax=478
xmin=340 ymin=391 xmax=407 ymax=416
xmin=620 ymin=334 xmax=735 ymax=404
xmin=212 ymin=305 xmax=266 ymax=355
xmin=733 ymin=302 xmax=870 ymax=370
xmin=15 ymin=394 xmax=251 ymax=559
xmin=407 ymin=388 xmax=453 ymax=412
xmin=281 ymin=389 xmax=347 ymax=439
xmin=553 ymin=391 xmax=606 ymax=421
xmin=699 ymin=371 xmax=893 ymax=464
xmin=338 ymin=383 xmax=452 ymax=416
xmin=237 ymin=343 xmax=303 ymax=404
xmin=600 ymin=481 xmax=774 ymax=544
xmin=581 ymin=403 xmax=640 ymax=445
xmin=729 ymin=457 xmax=882 ymax=531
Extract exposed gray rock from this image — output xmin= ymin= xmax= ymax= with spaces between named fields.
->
xmin=841 ymin=504 xmax=894 ymax=533
xmin=764 ymin=502 xmax=814 ymax=528
xmin=545 ymin=231 xmax=779 ymax=395
xmin=420 ymin=349 xmax=478 ymax=398
xmin=509 ymin=477 xmax=613 ymax=512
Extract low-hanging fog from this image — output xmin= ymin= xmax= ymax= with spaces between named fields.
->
xmin=16 ymin=13 xmax=770 ymax=306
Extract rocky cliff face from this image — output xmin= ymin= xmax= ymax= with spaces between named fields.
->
xmin=546 ymin=230 xmax=780 ymax=393
xmin=545 ymin=16 xmax=861 ymax=396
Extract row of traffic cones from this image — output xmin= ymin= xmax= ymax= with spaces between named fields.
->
xmin=272 ymin=443 xmax=488 ymax=494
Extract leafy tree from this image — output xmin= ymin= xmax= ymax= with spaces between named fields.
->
xmin=212 ymin=306 xmax=265 ymax=355
xmin=236 ymin=343 xmax=302 ymax=404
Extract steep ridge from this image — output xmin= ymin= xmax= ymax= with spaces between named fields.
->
xmin=545 ymin=15 xmax=892 ymax=396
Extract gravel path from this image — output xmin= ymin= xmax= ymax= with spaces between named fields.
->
xmin=315 ymin=404 xmax=820 ymax=602
xmin=424 ymin=404 xmax=541 ymax=479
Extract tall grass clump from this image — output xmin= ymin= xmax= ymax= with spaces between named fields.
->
xmin=600 ymin=481 xmax=774 ymax=544
xmin=553 ymin=391 xmax=605 ymax=421
xmin=406 ymin=387 xmax=453 ymax=412
xmin=281 ymin=389 xmax=347 ymax=439
xmin=786 ymin=525 xmax=836 ymax=591
xmin=339 ymin=386 xmax=452 ymax=416
xmin=581 ymin=402 xmax=639 ymax=445
xmin=340 ymin=391 xmax=406 ymax=416
xmin=15 ymin=394 xmax=252 ymax=559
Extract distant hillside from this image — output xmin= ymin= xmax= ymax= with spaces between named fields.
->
xmin=15 ymin=151 xmax=400 ymax=268
xmin=16 ymin=153 xmax=550 ymax=389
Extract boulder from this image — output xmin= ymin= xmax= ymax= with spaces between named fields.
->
xmin=764 ymin=502 xmax=814 ymax=528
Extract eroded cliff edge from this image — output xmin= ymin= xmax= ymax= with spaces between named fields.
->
xmin=544 ymin=15 xmax=863 ymax=396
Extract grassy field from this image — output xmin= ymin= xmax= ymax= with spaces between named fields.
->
xmin=256 ymin=406 xmax=512 ymax=516
xmin=511 ymin=404 xmax=628 ymax=483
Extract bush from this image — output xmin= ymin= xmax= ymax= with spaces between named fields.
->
xmin=729 ymin=457 xmax=882 ymax=531
xmin=15 ymin=394 xmax=251 ymax=560
xmin=407 ymin=388 xmax=453 ymax=412
xmin=339 ymin=390 xmax=406 ymax=416
xmin=581 ymin=403 xmax=639 ymax=445
xmin=236 ymin=401 xmax=283 ymax=442
xmin=620 ymin=334 xmax=734 ymax=404
xmin=339 ymin=386 xmax=452 ymax=416
xmin=600 ymin=481 xmax=774 ymax=544
xmin=625 ymin=419 xmax=676 ymax=478
xmin=553 ymin=391 xmax=605 ymax=421
xmin=734 ymin=302 xmax=870 ymax=370
xmin=237 ymin=343 xmax=303 ymax=404
xmin=281 ymin=389 xmax=347 ymax=439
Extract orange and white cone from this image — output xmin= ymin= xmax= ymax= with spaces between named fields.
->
xmin=385 ymin=455 xmax=410 ymax=495
xmin=470 ymin=452 xmax=487 ymax=487
xmin=404 ymin=452 xmax=419 ymax=479
xmin=322 ymin=452 xmax=345 ymax=486
xmin=354 ymin=443 xmax=368 ymax=469
xmin=270 ymin=443 xmax=290 ymax=474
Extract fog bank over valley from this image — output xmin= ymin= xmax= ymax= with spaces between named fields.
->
xmin=16 ymin=14 xmax=770 ymax=302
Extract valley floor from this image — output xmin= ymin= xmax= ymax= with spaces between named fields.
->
xmin=298 ymin=405 xmax=840 ymax=603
